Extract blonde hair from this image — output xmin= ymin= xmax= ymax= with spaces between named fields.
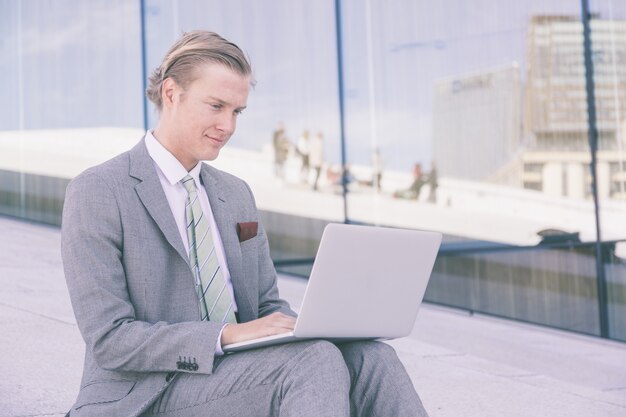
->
xmin=146 ymin=30 xmax=253 ymax=112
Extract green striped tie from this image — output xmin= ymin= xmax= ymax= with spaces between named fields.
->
xmin=182 ymin=175 xmax=236 ymax=324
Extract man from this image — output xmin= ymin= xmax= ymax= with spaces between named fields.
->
xmin=394 ymin=163 xmax=425 ymax=200
xmin=296 ymin=129 xmax=310 ymax=183
xmin=272 ymin=122 xmax=290 ymax=179
xmin=62 ymin=30 xmax=429 ymax=417
xmin=309 ymin=131 xmax=324 ymax=191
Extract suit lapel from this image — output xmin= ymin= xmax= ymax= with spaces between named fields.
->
xmin=129 ymin=139 xmax=188 ymax=265
xmin=128 ymin=142 xmax=254 ymax=319
xmin=200 ymin=165 xmax=254 ymax=321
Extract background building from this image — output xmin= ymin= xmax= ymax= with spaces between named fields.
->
xmin=433 ymin=65 xmax=522 ymax=185
xmin=523 ymin=15 xmax=626 ymax=199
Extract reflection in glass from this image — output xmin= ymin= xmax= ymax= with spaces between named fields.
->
xmin=339 ymin=0 xmax=625 ymax=339
xmin=606 ymin=241 xmax=626 ymax=341
xmin=0 ymin=0 xmax=624 ymax=341
xmin=0 ymin=0 xmax=143 ymax=224
xmin=428 ymin=242 xmax=604 ymax=336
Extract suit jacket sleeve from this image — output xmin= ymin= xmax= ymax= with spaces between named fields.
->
xmin=62 ymin=171 xmax=221 ymax=375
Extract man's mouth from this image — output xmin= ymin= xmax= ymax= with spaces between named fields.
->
xmin=206 ymin=135 xmax=224 ymax=144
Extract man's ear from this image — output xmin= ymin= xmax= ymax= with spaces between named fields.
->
xmin=161 ymin=77 xmax=178 ymax=109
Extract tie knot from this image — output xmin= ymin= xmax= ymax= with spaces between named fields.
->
xmin=181 ymin=175 xmax=197 ymax=195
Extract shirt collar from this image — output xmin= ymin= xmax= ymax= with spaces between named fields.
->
xmin=145 ymin=130 xmax=202 ymax=186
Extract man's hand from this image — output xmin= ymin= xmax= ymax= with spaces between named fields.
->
xmin=220 ymin=312 xmax=296 ymax=346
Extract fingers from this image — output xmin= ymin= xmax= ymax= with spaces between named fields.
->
xmin=221 ymin=313 xmax=297 ymax=345
xmin=263 ymin=312 xmax=296 ymax=330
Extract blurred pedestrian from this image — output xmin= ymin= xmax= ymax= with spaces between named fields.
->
xmin=372 ymin=148 xmax=383 ymax=191
xmin=296 ymin=130 xmax=310 ymax=183
xmin=427 ymin=163 xmax=438 ymax=203
xmin=272 ymin=122 xmax=290 ymax=179
xmin=310 ymin=132 xmax=324 ymax=191
xmin=394 ymin=163 xmax=425 ymax=200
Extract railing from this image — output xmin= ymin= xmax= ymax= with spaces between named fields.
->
xmin=274 ymin=238 xmax=626 ymax=342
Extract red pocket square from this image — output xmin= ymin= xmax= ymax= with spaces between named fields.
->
xmin=237 ymin=222 xmax=258 ymax=242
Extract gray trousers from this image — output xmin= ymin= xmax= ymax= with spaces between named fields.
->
xmin=142 ymin=340 xmax=428 ymax=417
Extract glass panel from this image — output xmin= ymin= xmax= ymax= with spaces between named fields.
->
xmin=606 ymin=241 xmax=626 ymax=341
xmin=589 ymin=0 xmax=626 ymax=340
xmin=0 ymin=0 xmax=143 ymax=224
xmin=145 ymin=0 xmax=344 ymax=270
xmin=341 ymin=0 xmax=596 ymax=237
xmin=429 ymin=243 xmax=601 ymax=335
xmin=0 ymin=1 xmax=22 ymax=218
xmin=2 ymin=0 xmax=623 ymax=340
xmin=338 ymin=0 xmax=614 ymax=335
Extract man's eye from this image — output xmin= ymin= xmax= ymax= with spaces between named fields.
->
xmin=234 ymin=109 xmax=244 ymax=116
xmin=210 ymin=103 xmax=222 ymax=110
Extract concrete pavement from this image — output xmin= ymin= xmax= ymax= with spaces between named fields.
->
xmin=1 ymin=215 xmax=625 ymax=417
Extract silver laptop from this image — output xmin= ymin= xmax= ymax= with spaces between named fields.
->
xmin=223 ymin=223 xmax=442 ymax=353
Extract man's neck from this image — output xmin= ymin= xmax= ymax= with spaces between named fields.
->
xmin=152 ymin=125 xmax=197 ymax=172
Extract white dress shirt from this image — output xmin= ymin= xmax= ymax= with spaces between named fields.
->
xmin=145 ymin=131 xmax=236 ymax=355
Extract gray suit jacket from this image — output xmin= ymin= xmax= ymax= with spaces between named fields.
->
xmin=61 ymin=139 xmax=295 ymax=417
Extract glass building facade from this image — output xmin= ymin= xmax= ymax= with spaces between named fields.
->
xmin=1 ymin=0 xmax=625 ymax=341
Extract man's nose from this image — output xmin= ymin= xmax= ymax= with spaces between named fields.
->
xmin=216 ymin=113 xmax=236 ymax=134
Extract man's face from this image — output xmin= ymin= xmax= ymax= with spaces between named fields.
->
xmin=165 ymin=63 xmax=250 ymax=170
